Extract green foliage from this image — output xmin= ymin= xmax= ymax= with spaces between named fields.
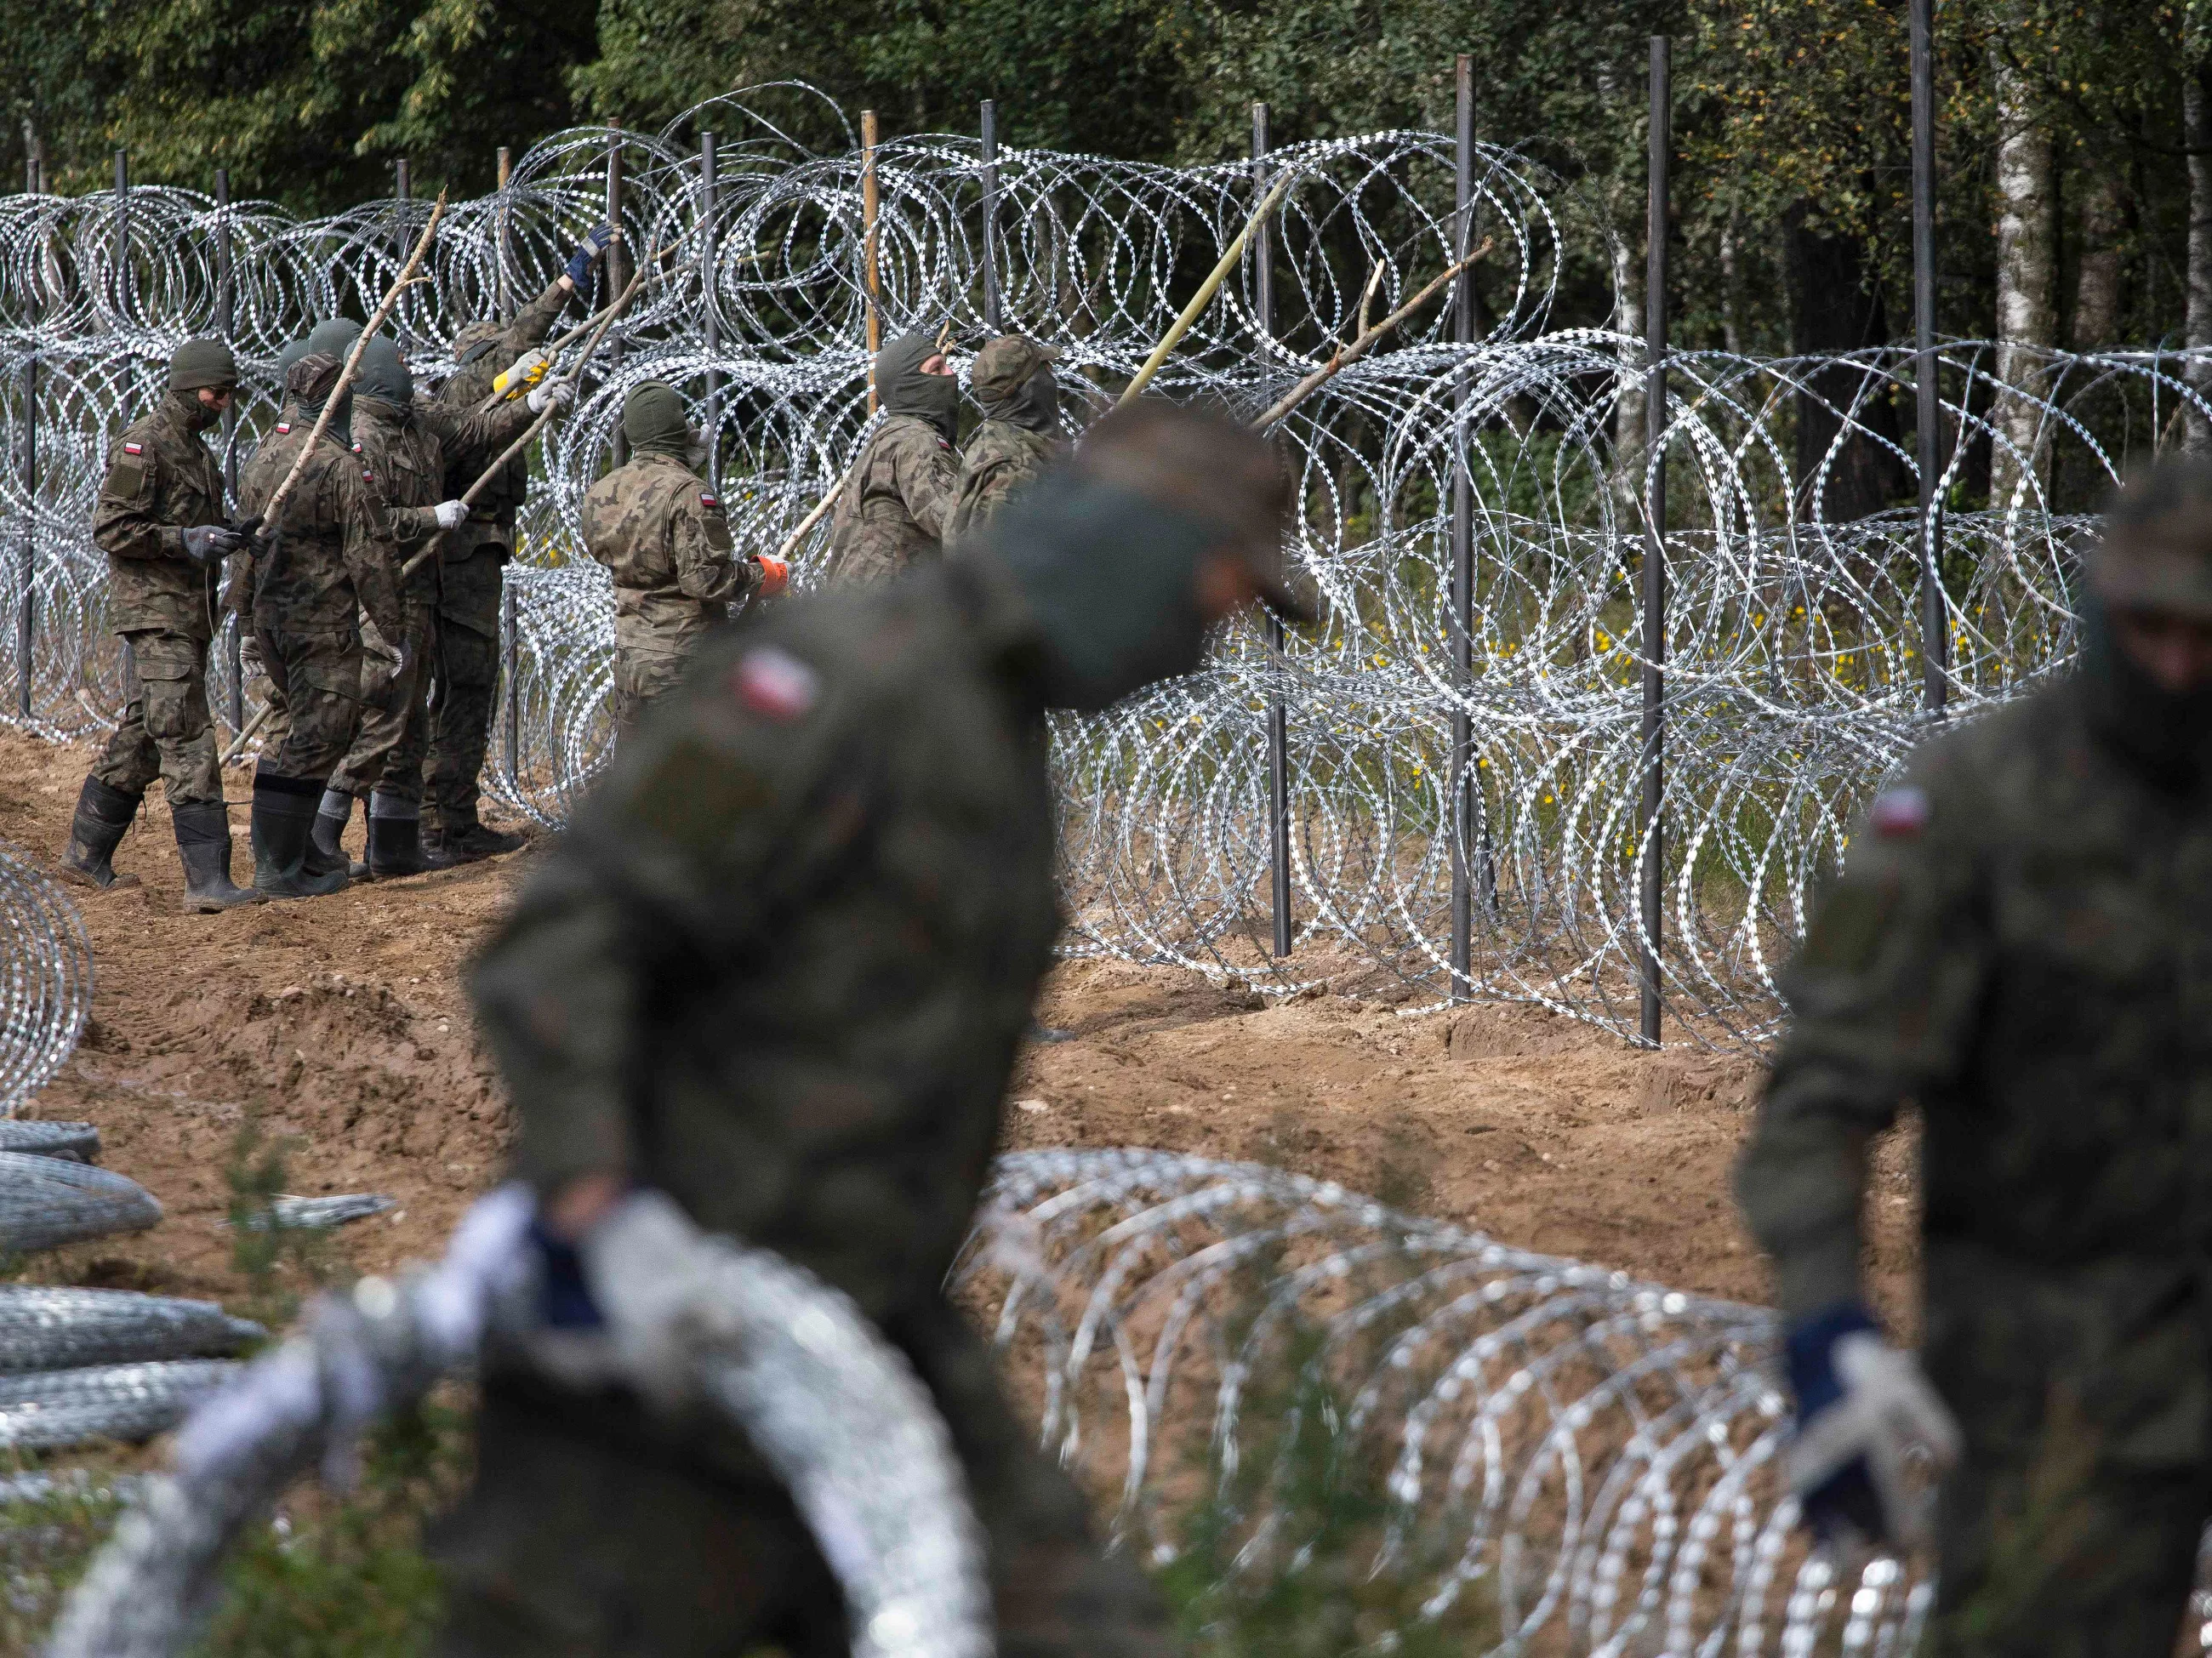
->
xmin=226 ymin=1111 xmax=336 ymax=1329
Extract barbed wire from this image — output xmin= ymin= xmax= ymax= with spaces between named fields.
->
xmin=0 ymin=91 xmax=2190 ymax=1046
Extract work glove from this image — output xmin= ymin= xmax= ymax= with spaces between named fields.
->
xmin=491 ymin=349 xmax=550 ymax=403
xmin=754 ymin=554 xmax=790 ymax=599
xmin=432 ymin=500 xmax=469 ymax=531
xmin=180 ymin=523 xmax=245 ymax=566
xmin=1785 ymin=1302 xmax=1961 ymax=1551
xmin=526 ymin=379 xmax=573 ymax=416
xmin=565 ymin=223 xmax=619 ymax=287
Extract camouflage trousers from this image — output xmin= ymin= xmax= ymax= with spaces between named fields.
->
xmin=1920 ymin=1247 xmax=2212 ymax=1658
xmin=328 ymin=596 xmax=438 ymax=804
xmin=610 ymin=645 xmax=690 ymax=733
xmin=430 ymin=1302 xmax=1177 ymax=1658
xmin=250 ymin=618 xmax=363 ymax=783
xmin=425 ymin=549 xmax=503 ymax=831
xmin=87 ymin=628 xmax=222 ymax=806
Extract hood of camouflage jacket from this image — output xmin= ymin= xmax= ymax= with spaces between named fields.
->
xmin=877 ymin=332 xmax=960 ymax=442
xmin=2078 ymin=591 xmax=2212 ymax=794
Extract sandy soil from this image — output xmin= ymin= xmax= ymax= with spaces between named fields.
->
xmin=0 ymin=728 xmax=1916 ymax=1317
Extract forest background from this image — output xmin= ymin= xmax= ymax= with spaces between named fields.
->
xmin=5 ymin=0 xmax=2210 ymax=502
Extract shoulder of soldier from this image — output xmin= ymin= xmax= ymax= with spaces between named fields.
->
xmin=104 ymin=411 xmax=167 ymax=475
xmin=877 ymin=414 xmax=955 ymax=459
xmin=1893 ymin=681 xmax=2073 ymax=832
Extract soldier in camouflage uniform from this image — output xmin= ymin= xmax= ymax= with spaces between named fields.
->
xmin=822 ymin=332 xmax=960 ymax=585
xmin=314 ymin=338 xmax=560 ymax=880
xmin=436 ymin=402 xmax=1314 ymax=1657
xmin=582 ymin=381 xmax=786 ymax=731
xmin=61 ymin=338 xmax=260 ymax=911
xmin=232 ymin=352 xmax=404 ymax=899
xmin=1739 ymin=456 xmax=2212 ymax=1656
xmin=421 ymin=223 xmax=618 ymax=868
xmin=949 ymin=335 xmax=1067 ymax=539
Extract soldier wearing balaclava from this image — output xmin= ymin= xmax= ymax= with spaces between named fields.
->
xmin=949 ymin=334 xmax=1067 ymax=540
xmin=822 ymin=331 xmax=961 ymax=585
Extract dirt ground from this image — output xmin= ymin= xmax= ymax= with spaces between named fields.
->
xmin=0 ymin=728 xmax=1917 ymax=1318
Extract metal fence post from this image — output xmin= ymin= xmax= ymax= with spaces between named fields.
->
xmin=1637 ymin=37 xmax=1672 ymax=1048
xmin=700 ymin=130 xmax=721 ymax=489
xmin=1913 ymin=0 xmax=1946 ymax=718
xmin=502 ymin=582 xmax=519 ymax=783
xmin=981 ymin=101 xmax=1001 ymax=332
xmin=606 ymin=122 xmax=628 ymax=467
xmin=111 ymin=149 xmax=128 ymax=324
xmin=862 ymin=111 xmax=881 ymax=412
xmin=394 ymin=157 xmax=412 ymax=344
xmin=217 ymin=165 xmax=242 ymax=729
xmin=13 ymin=321 xmax=31 ymax=720
xmin=1251 ymin=102 xmax=1293 ymax=960
xmin=1448 ymin=55 xmax=1475 ymax=1004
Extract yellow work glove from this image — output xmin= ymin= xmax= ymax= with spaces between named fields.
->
xmin=492 ymin=350 xmax=551 ymax=402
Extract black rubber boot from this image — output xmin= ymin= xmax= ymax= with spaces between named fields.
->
xmin=252 ymin=774 xmax=348 ymax=898
xmin=59 ymin=777 xmax=144 ymax=891
xmin=366 ymin=801 xmax=429 ymax=880
xmin=172 ymin=801 xmax=264 ymax=913
xmin=423 ymin=814 xmax=527 ymax=869
xmin=310 ymin=788 xmax=358 ymax=881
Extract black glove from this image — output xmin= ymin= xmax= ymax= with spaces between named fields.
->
xmin=566 ymin=224 xmax=617 ymax=287
xmin=180 ymin=524 xmax=246 ymax=567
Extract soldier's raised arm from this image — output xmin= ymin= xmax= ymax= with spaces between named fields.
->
xmin=1736 ymin=762 xmax=1992 ymax=1317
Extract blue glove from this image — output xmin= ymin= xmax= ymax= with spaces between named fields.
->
xmin=566 ymin=224 xmax=616 ymax=288
xmin=529 ymin=1216 xmax=604 ymax=1329
xmin=1785 ymin=1301 xmax=1960 ymax=1549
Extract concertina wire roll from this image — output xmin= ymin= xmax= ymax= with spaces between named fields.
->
xmin=0 ymin=84 xmax=2191 ymax=1051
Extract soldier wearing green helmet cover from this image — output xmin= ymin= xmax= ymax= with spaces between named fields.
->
xmin=435 ymin=399 xmax=1314 ymax=1658
xmin=949 ymin=334 xmax=1068 ymax=539
xmin=419 ymin=222 xmax=618 ymax=869
xmin=1740 ymin=460 xmax=2212 ymax=1655
xmin=61 ymin=336 xmax=260 ymax=912
xmin=580 ymin=380 xmax=781 ymax=732
xmin=823 ymin=332 xmax=961 ymax=585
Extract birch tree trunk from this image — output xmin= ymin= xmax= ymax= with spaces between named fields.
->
xmin=2185 ymin=62 xmax=2212 ymax=453
xmin=1991 ymin=50 xmax=2057 ymax=507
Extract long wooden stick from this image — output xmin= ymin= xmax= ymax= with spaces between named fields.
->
xmin=1119 ymin=171 xmax=1296 ymax=407
xmin=399 ymin=241 xmax=661 ymax=581
xmin=219 ymin=702 xmax=271 ymax=765
xmin=259 ymin=191 xmax=448 ymax=533
xmin=1253 ymin=238 xmax=1493 ymax=431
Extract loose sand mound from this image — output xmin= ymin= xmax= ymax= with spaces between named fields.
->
xmin=0 ymin=728 xmax=1916 ymax=1318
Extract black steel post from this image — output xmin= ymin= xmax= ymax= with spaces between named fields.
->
xmin=1448 ymin=55 xmax=1475 ymax=1003
xmin=394 ymin=157 xmax=412 ymax=340
xmin=1913 ymin=0 xmax=1945 ymax=717
xmin=217 ymin=166 xmax=242 ymax=730
xmin=1638 ymin=37 xmax=1671 ymax=1048
xmin=981 ymin=100 xmax=1001 ymax=332
xmin=701 ymin=130 xmax=721 ymax=488
xmin=1252 ymin=102 xmax=1292 ymax=959
xmin=112 ymin=149 xmax=128 ymax=324
xmin=607 ymin=122 xmax=628 ymax=467
xmin=13 ymin=311 xmax=31 ymax=719
xmin=502 ymin=582 xmax=519 ymax=783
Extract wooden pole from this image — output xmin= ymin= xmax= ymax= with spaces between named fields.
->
xmin=863 ymin=110 xmax=882 ymax=412
xmin=1119 ymin=171 xmax=1294 ymax=406
xmin=496 ymin=146 xmax=513 ymax=322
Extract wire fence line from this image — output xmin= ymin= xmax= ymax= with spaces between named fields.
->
xmin=0 ymin=88 xmax=2192 ymax=1047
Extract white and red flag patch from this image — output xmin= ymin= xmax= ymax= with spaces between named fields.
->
xmin=729 ymin=645 xmax=819 ymax=722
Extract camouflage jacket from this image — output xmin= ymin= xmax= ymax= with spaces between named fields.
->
xmin=469 ymin=555 xmax=1059 ymax=1326
xmin=353 ymin=394 xmax=535 ymax=600
xmin=1740 ymin=673 xmax=2212 ymax=1322
xmin=581 ymin=452 xmax=761 ymax=657
xmin=236 ymin=416 xmax=403 ymax=641
xmin=823 ymin=414 xmax=958 ymax=586
xmin=949 ymin=419 xmax=1062 ymax=541
xmin=436 ymin=277 xmax=573 ymax=559
xmin=92 ymin=391 xmax=228 ymax=640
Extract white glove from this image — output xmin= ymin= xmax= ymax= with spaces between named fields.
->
xmin=432 ymin=499 xmax=469 ymax=531
xmin=526 ymin=379 xmax=574 ymax=416
xmin=1787 ymin=1330 xmax=1962 ymax=1550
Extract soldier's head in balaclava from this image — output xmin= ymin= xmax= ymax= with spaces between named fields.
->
xmin=356 ymin=337 xmax=414 ymax=415
xmin=305 ymin=318 xmax=361 ymax=362
xmin=970 ymin=335 xmax=1060 ymax=435
xmin=979 ymin=400 xmax=1311 ymax=713
xmin=285 ymin=351 xmax=351 ymax=436
xmin=167 ymin=338 xmax=237 ymax=430
xmin=2082 ymin=457 xmax=2212 ymax=783
xmin=622 ymin=381 xmax=698 ymax=466
xmin=876 ymin=332 xmax=961 ymax=441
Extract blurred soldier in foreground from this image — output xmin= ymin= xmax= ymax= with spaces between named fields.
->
xmin=232 ymin=353 xmax=403 ymax=899
xmin=61 ymin=339 xmax=259 ymax=909
xmin=313 ymin=338 xmax=566 ymax=879
xmin=950 ymin=335 xmax=1067 ymax=539
xmin=1740 ymin=457 xmax=2212 ymax=1655
xmin=823 ymin=332 xmax=959 ymax=584
xmin=582 ymin=381 xmax=787 ymax=731
xmin=443 ymin=401 xmax=1313 ymax=1655
xmin=420 ymin=223 xmax=617 ymax=869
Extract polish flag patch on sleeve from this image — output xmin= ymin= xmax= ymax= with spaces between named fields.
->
xmin=1869 ymin=786 xmax=1929 ymax=839
xmin=699 ymin=493 xmax=720 ymax=509
xmin=729 ymin=645 xmax=819 ymax=721
xmin=122 ymin=442 xmax=143 ymax=455
xmin=274 ymin=423 xmax=291 ymax=434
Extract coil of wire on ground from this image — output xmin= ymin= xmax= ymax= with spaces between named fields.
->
xmin=0 ymin=90 xmax=2187 ymax=1047
xmin=0 ymin=838 xmax=90 ymax=1115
